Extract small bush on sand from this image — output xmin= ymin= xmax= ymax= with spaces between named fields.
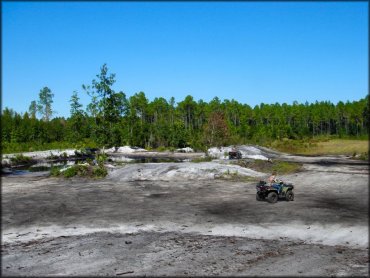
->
xmin=50 ymin=166 xmax=62 ymax=176
xmin=92 ymin=166 xmax=108 ymax=177
xmin=51 ymin=163 xmax=107 ymax=179
xmin=62 ymin=166 xmax=79 ymax=178
xmin=96 ymin=153 xmax=108 ymax=166
xmin=358 ymin=152 xmax=368 ymax=161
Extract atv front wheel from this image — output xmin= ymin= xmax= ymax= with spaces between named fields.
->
xmin=286 ymin=190 xmax=294 ymax=201
xmin=256 ymin=193 xmax=264 ymax=201
xmin=267 ymin=192 xmax=278 ymax=203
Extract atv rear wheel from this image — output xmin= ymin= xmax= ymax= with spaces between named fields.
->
xmin=256 ymin=193 xmax=264 ymax=201
xmin=267 ymin=192 xmax=278 ymax=203
xmin=286 ymin=190 xmax=294 ymax=201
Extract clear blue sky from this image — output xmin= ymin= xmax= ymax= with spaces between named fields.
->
xmin=2 ymin=1 xmax=368 ymax=118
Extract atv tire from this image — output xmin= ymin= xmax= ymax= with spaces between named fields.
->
xmin=256 ymin=193 xmax=264 ymax=201
xmin=286 ymin=190 xmax=294 ymax=201
xmin=267 ymin=192 xmax=278 ymax=203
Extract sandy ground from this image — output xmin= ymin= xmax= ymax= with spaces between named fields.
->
xmin=1 ymin=147 xmax=369 ymax=276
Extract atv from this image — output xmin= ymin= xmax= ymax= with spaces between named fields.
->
xmin=229 ymin=150 xmax=242 ymax=159
xmin=256 ymin=180 xmax=294 ymax=203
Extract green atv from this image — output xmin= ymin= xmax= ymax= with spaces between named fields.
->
xmin=256 ymin=180 xmax=294 ymax=203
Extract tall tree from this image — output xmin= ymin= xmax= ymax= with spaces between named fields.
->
xmin=37 ymin=87 xmax=54 ymax=122
xmin=203 ymin=111 xmax=230 ymax=147
xmin=68 ymin=91 xmax=86 ymax=142
xmin=28 ymin=100 xmax=37 ymax=119
xmin=85 ymin=64 xmax=127 ymax=146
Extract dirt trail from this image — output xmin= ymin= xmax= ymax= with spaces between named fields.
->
xmin=1 ymin=149 xmax=369 ymax=276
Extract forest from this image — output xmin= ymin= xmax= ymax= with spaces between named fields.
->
xmin=2 ymin=64 xmax=369 ymax=153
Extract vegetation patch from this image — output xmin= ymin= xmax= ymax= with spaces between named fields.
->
xmin=2 ymin=64 xmax=367 ymax=154
xmin=354 ymin=151 xmax=369 ymax=161
xmin=191 ymin=156 xmax=213 ymax=163
xmin=50 ymin=153 xmax=108 ymax=178
xmin=9 ymin=154 xmax=34 ymax=165
xmin=269 ymin=138 xmax=368 ymax=156
xmin=234 ymin=159 xmax=302 ymax=175
xmin=51 ymin=164 xmax=107 ymax=178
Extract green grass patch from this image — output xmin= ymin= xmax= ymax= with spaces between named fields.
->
xmin=234 ymin=159 xmax=302 ymax=175
xmin=191 ymin=156 xmax=213 ymax=163
xmin=269 ymin=138 xmax=368 ymax=156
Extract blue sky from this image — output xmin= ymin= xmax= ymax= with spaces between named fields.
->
xmin=2 ymin=1 xmax=368 ymax=118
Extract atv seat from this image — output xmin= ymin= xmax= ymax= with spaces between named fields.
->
xmin=271 ymin=183 xmax=283 ymax=193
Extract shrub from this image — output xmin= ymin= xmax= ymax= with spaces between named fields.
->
xmin=96 ymin=153 xmax=107 ymax=166
xmin=92 ymin=166 xmax=108 ymax=178
xmin=156 ymin=146 xmax=167 ymax=152
xmin=10 ymin=154 xmax=33 ymax=165
xmin=358 ymin=152 xmax=368 ymax=161
xmin=51 ymin=163 xmax=108 ymax=179
xmin=50 ymin=166 xmax=61 ymax=176
xmin=62 ymin=166 xmax=78 ymax=178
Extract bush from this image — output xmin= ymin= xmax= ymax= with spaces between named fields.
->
xmin=62 ymin=166 xmax=78 ymax=178
xmin=358 ymin=152 xmax=368 ymax=161
xmin=96 ymin=153 xmax=107 ymax=166
xmin=92 ymin=166 xmax=108 ymax=177
xmin=151 ymin=146 xmax=165 ymax=152
xmin=10 ymin=154 xmax=33 ymax=165
xmin=50 ymin=166 xmax=61 ymax=176
xmin=51 ymin=163 xmax=107 ymax=179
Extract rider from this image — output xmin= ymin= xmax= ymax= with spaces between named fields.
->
xmin=268 ymin=171 xmax=277 ymax=184
xmin=269 ymin=171 xmax=282 ymax=193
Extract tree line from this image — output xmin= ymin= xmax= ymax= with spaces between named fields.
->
xmin=2 ymin=64 xmax=369 ymax=152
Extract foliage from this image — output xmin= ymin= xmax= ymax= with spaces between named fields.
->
xmin=270 ymin=138 xmax=368 ymax=155
xmin=203 ymin=111 xmax=230 ymax=147
xmin=272 ymin=161 xmax=302 ymax=174
xmin=37 ymin=87 xmax=54 ymax=121
xmin=68 ymin=91 xmax=87 ymax=143
xmin=356 ymin=151 xmax=369 ymax=161
xmin=191 ymin=156 xmax=213 ymax=163
xmin=96 ymin=153 xmax=108 ymax=166
xmin=92 ymin=166 xmax=108 ymax=177
xmin=28 ymin=100 xmax=37 ymax=119
xmin=2 ymin=64 xmax=368 ymax=153
xmin=10 ymin=154 xmax=33 ymax=165
xmin=50 ymin=166 xmax=62 ymax=176
xmin=83 ymin=64 xmax=127 ymax=147
xmin=234 ymin=159 xmax=302 ymax=175
xmin=51 ymin=163 xmax=108 ymax=178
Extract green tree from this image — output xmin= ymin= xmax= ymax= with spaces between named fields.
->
xmin=37 ymin=87 xmax=54 ymax=122
xmin=28 ymin=100 xmax=37 ymax=119
xmin=203 ymin=111 xmax=230 ymax=147
xmin=68 ymin=91 xmax=86 ymax=142
xmin=85 ymin=64 xmax=127 ymax=146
